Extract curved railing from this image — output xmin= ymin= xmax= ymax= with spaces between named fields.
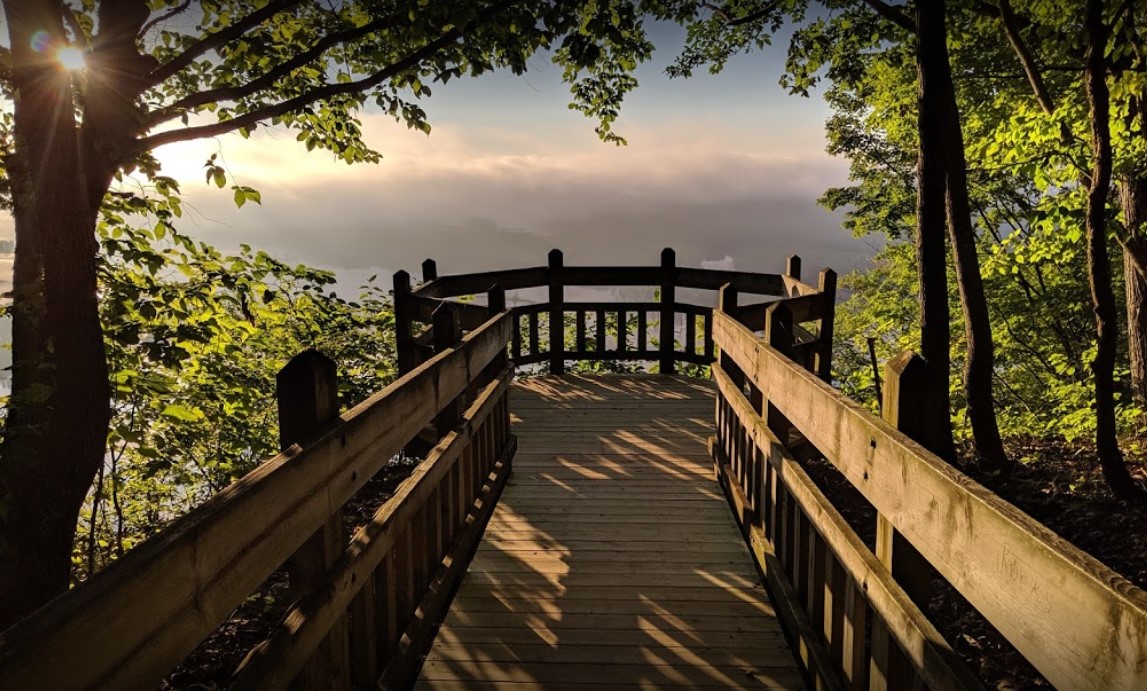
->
xmin=393 ymin=247 xmax=838 ymax=378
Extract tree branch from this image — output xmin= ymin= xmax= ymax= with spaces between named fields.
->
xmin=859 ymin=0 xmax=916 ymax=34
xmin=997 ymin=0 xmax=1056 ymax=114
xmin=699 ymin=0 xmax=783 ymax=28
xmin=147 ymin=11 xmax=400 ymax=129
xmin=139 ymin=4 xmax=507 ymax=151
xmin=139 ymin=0 xmax=193 ymax=37
xmin=147 ymin=0 xmax=304 ymax=86
xmin=61 ymin=3 xmax=89 ymax=47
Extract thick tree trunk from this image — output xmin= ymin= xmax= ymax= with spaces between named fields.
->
xmin=1119 ymin=169 xmax=1147 ymax=410
xmin=912 ymin=0 xmax=958 ymax=463
xmin=924 ymin=0 xmax=1011 ymax=472
xmin=1083 ymin=0 xmax=1141 ymax=500
xmin=1124 ymin=239 xmax=1147 ymax=409
xmin=0 ymin=2 xmax=113 ymax=628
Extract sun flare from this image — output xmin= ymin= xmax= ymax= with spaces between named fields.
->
xmin=57 ymin=47 xmax=86 ymax=71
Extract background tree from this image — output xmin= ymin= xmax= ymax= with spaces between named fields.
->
xmin=0 ymin=0 xmax=653 ymax=628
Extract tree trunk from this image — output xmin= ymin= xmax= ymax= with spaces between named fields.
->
xmin=924 ymin=1 xmax=1011 ymax=472
xmin=1123 ymin=238 xmax=1147 ymax=410
xmin=0 ymin=2 xmax=114 ymax=628
xmin=1083 ymin=0 xmax=1141 ymax=500
xmin=912 ymin=0 xmax=958 ymax=463
xmin=1118 ymin=95 xmax=1147 ymax=410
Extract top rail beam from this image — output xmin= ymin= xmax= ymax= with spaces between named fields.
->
xmin=0 ymin=313 xmax=514 ymax=691
xmin=713 ymin=309 xmax=1147 ymax=691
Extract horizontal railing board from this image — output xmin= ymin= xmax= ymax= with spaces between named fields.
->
xmin=712 ymin=366 xmax=983 ymax=691
xmin=713 ymin=309 xmax=1147 ymax=691
xmin=415 ymin=265 xmax=791 ymax=298
xmin=411 ymin=295 xmax=493 ymax=330
xmin=232 ymin=370 xmax=513 ymax=690
xmin=0 ymin=312 xmax=513 ymax=691
xmin=414 ymin=267 xmax=548 ymax=297
xmin=675 ymin=268 xmax=784 ymax=295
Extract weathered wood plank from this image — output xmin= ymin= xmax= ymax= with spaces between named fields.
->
xmin=0 ymin=315 xmax=514 ymax=691
xmin=714 ymin=365 xmax=982 ymax=691
xmin=714 ymin=310 xmax=1147 ymax=691
xmin=417 ymin=375 xmax=802 ymax=690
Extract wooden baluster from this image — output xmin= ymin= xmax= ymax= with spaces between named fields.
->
xmin=529 ymin=310 xmax=540 ymax=357
xmin=816 ymin=268 xmax=837 ymax=383
xmin=548 ymin=249 xmax=565 ymax=374
xmin=659 ymin=247 xmax=676 ymax=374
xmin=276 ymin=351 xmax=349 ymax=691
xmin=433 ymin=304 xmax=463 ymax=438
xmin=823 ymin=552 xmax=844 ymax=663
xmin=795 ymin=510 xmax=811 ymax=608
xmin=576 ymin=308 xmax=587 ymax=357
xmin=704 ymin=310 xmax=715 ymax=362
xmin=595 ymin=309 xmax=607 ymax=353
xmin=685 ymin=310 xmax=696 ymax=359
xmin=617 ymin=310 xmax=628 ymax=352
xmin=396 ymin=528 xmax=416 ymax=636
xmin=842 ymin=575 xmax=868 ymax=690
xmin=393 ymin=270 xmax=414 ymax=374
xmin=807 ymin=529 xmax=828 ymax=686
xmin=350 ymin=559 xmax=379 ymax=687
xmin=512 ymin=311 xmax=522 ymax=363
xmin=410 ymin=506 xmax=429 ymax=616
xmin=869 ymin=352 xmax=935 ymax=691
xmin=378 ymin=553 xmax=398 ymax=659
xmin=638 ymin=309 xmax=648 ymax=354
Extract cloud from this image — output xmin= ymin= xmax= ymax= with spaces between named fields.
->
xmin=150 ymin=111 xmax=865 ymax=279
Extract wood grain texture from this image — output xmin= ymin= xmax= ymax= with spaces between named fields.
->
xmin=416 ymin=375 xmax=804 ymax=690
xmin=714 ymin=310 xmax=1147 ymax=691
xmin=0 ymin=313 xmax=513 ymax=691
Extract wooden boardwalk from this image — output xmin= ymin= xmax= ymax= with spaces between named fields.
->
xmin=416 ymin=375 xmax=804 ymax=690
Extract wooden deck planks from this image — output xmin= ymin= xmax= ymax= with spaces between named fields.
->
xmin=416 ymin=375 xmax=804 ymax=690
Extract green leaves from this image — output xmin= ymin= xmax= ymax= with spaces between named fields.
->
xmin=232 ymin=185 xmax=262 ymax=208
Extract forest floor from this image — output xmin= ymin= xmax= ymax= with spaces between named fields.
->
xmin=805 ymin=437 xmax=1147 ymax=690
xmin=162 ymin=439 xmax=1147 ymax=690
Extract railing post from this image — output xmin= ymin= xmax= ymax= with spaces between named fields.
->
xmin=488 ymin=284 xmax=508 ymax=374
xmin=548 ymin=249 xmax=565 ymax=374
xmin=717 ymin=284 xmax=744 ymax=389
xmin=816 ymin=268 xmax=837 ymax=383
xmin=765 ymin=302 xmax=794 ymax=443
xmin=433 ymin=303 xmax=464 ymax=437
xmin=870 ymin=351 xmax=934 ymax=691
xmin=422 ymin=258 xmax=438 ymax=283
xmin=660 ymin=247 xmax=676 ymax=374
xmin=276 ymin=350 xmax=349 ymax=690
xmin=786 ymin=255 xmax=802 ymax=284
xmin=393 ymin=270 xmax=414 ymax=374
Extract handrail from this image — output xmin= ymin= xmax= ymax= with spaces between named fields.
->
xmin=395 ymin=248 xmax=836 ymax=378
xmin=711 ymin=297 xmax=1147 ymax=691
xmin=0 ymin=303 xmax=516 ymax=691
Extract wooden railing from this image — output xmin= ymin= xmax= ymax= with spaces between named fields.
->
xmin=710 ymin=289 xmax=1147 ymax=691
xmin=0 ymin=289 xmax=516 ymax=691
xmin=394 ymin=248 xmax=837 ymax=377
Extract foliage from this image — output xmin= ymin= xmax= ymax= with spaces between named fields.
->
xmin=71 ymin=199 xmax=397 ymax=579
xmin=654 ymin=1 xmax=1147 ymax=456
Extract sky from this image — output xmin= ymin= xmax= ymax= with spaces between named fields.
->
xmin=1 ymin=17 xmax=874 ymax=293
